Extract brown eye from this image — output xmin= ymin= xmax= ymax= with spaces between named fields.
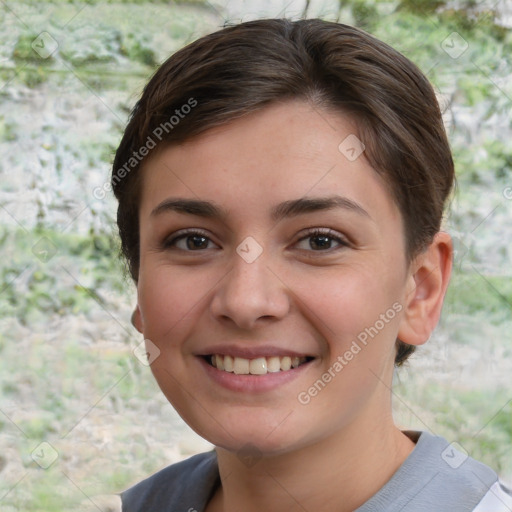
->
xmin=295 ymin=228 xmax=348 ymax=252
xmin=309 ymin=234 xmax=334 ymax=250
xmin=183 ymin=234 xmax=210 ymax=250
xmin=163 ymin=230 xmax=219 ymax=251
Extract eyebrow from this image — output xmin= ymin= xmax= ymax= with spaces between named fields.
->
xmin=150 ymin=195 xmax=372 ymax=222
xmin=151 ymin=198 xmax=226 ymax=219
xmin=270 ymin=196 xmax=371 ymax=222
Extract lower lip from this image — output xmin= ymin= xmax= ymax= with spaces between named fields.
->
xmin=197 ymin=357 xmax=314 ymax=393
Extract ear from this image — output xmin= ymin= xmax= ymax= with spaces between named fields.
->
xmin=397 ymin=231 xmax=453 ymax=346
xmin=131 ymin=304 xmax=144 ymax=334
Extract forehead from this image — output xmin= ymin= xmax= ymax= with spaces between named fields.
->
xmin=138 ymin=100 xmax=402 ymax=229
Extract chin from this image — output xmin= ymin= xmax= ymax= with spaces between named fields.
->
xmin=190 ymin=413 xmax=312 ymax=457
xmin=215 ymin=434 xmax=300 ymax=457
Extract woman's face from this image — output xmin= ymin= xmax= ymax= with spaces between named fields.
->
xmin=135 ymin=100 xmax=415 ymax=454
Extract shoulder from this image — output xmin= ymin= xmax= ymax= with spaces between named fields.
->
xmin=409 ymin=431 xmax=512 ymax=511
xmin=121 ymin=451 xmax=219 ymax=512
xmin=472 ymin=480 xmax=512 ymax=512
xmin=358 ymin=431 xmax=509 ymax=512
xmin=400 ymin=430 xmax=499 ymax=483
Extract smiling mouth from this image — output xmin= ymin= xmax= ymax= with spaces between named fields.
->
xmin=205 ymin=354 xmax=315 ymax=375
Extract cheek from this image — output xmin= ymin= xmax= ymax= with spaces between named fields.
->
xmin=290 ymin=265 xmax=402 ymax=337
xmin=137 ymin=265 xmax=211 ymax=340
xmin=286 ymin=267 xmax=405 ymax=382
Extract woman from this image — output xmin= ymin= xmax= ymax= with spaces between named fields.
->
xmin=111 ymin=18 xmax=512 ymax=511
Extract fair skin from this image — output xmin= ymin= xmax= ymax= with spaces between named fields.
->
xmin=133 ymin=100 xmax=452 ymax=511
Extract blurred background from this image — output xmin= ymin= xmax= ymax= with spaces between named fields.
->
xmin=0 ymin=0 xmax=511 ymax=510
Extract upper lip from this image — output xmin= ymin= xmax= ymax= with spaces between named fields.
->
xmin=196 ymin=344 xmax=314 ymax=359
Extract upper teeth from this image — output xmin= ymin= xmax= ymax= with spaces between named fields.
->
xmin=210 ymin=354 xmax=308 ymax=375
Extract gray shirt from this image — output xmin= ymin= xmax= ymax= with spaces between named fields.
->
xmin=121 ymin=431 xmax=512 ymax=511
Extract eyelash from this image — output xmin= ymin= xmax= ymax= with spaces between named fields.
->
xmin=162 ymin=227 xmax=349 ymax=254
xmin=295 ymin=228 xmax=350 ymax=253
xmin=162 ymin=228 xmax=214 ymax=251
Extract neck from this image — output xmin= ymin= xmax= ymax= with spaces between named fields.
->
xmin=208 ymin=413 xmax=416 ymax=512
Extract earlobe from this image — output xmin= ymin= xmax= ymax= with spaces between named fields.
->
xmin=397 ymin=232 xmax=453 ymax=346
xmin=131 ymin=305 xmax=144 ymax=333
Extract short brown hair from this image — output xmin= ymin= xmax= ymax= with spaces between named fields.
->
xmin=112 ymin=18 xmax=455 ymax=365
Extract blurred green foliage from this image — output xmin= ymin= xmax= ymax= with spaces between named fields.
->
xmin=0 ymin=229 xmax=127 ymax=324
xmin=1 ymin=0 xmax=511 ymax=509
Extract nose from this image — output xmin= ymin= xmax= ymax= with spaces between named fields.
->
xmin=210 ymin=249 xmax=290 ymax=330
